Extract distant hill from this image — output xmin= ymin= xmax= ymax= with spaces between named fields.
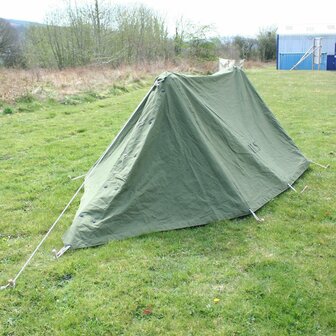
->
xmin=3 ymin=18 xmax=40 ymax=29
xmin=0 ymin=18 xmax=41 ymax=37
xmin=0 ymin=18 xmax=41 ymax=42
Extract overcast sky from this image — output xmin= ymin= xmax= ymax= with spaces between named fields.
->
xmin=1 ymin=0 xmax=335 ymax=36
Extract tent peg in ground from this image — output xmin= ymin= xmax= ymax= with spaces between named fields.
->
xmin=309 ymin=161 xmax=330 ymax=169
xmin=300 ymin=185 xmax=308 ymax=193
xmin=0 ymin=279 xmax=15 ymax=290
xmin=287 ymin=183 xmax=297 ymax=192
xmin=249 ymin=209 xmax=264 ymax=222
xmin=71 ymin=174 xmax=86 ymax=181
xmin=52 ymin=245 xmax=71 ymax=259
xmin=52 ymin=248 xmax=58 ymax=259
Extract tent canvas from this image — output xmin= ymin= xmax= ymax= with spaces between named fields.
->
xmin=63 ymin=68 xmax=309 ymax=249
xmin=219 ymin=58 xmax=245 ymax=71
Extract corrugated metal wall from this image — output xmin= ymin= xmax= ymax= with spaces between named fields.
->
xmin=278 ymin=34 xmax=335 ymax=54
xmin=279 ymin=53 xmax=327 ymax=70
xmin=277 ymin=34 xmax=335 ymax=70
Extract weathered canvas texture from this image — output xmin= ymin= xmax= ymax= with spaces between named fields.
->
xmin=63 ymin=68 xmax=309 ymax=248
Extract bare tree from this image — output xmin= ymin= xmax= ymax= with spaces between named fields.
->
xmin=174 ymin=17 xmax=217 ymax=60
xmin=257 ymin=26 xmax=277 ymax=61
xmin=97 ymin=3 xmax=169 ymax=64
xmin=26 ymin=1 xmax=172 ymax=68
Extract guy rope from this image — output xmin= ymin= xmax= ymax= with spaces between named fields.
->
xmin=0 ymin=83 xmax=156 ymax=290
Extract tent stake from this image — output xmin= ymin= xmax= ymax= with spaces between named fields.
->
xmin=287 ymin=183 xmax=297 ymax=192
xmin=0 ymin=180 xmax=86 ymax=290
xmin=53 ymin=245 xmax=71 ymax=259
xmin=310 ymin=161 xmax=330 ymax=169
xmin=249 ymin=209 xmax=264 ymax=222
xmin=71 ymin=174 xmax=86 ymax=181
xmin=300 ymin=185 xmax=308 ymax=193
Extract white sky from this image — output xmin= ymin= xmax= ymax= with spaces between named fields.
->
xmin=1 ymin=0 xmax=335 ymax=36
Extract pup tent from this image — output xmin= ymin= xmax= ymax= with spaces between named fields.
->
xmin=63 ymin=67 xmax=309 ymax=249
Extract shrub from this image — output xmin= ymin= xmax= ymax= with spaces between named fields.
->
xmin=16 ymin=93 xmax=35 ymax=104
xmin=3 ymin=107 xmax=13 ymax=114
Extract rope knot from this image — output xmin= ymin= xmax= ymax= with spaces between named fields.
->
xmin=8 ymin=279 xmax=15 ymax=287
xmin=0 ymin=279 xmax=15 ymax=290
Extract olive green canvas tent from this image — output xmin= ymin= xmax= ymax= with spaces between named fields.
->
xmin=63 ymin=68 xmax=309 ymax=249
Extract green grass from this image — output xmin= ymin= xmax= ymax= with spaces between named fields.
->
xmin=0 ymin=68 xmax=335 ymax=335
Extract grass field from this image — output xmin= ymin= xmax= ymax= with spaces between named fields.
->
xmin=0 ymin=68 xmax=335 ymax=335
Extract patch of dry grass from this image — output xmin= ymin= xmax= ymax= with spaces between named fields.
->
xmin=0 ymin=60 xmax=218 ymax=103
xmin=244 ymin=60 xmax=275 ymax=69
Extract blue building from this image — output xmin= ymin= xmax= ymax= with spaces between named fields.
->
xmin=277 ymin=25 xmax=336 ymax=70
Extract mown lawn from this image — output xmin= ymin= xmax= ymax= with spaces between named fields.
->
xmin=0 ymin=68 xmax=335 ymax=335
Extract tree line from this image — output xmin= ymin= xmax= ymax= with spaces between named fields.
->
xmin=0 ymin=1 xmax=277 ymax=69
